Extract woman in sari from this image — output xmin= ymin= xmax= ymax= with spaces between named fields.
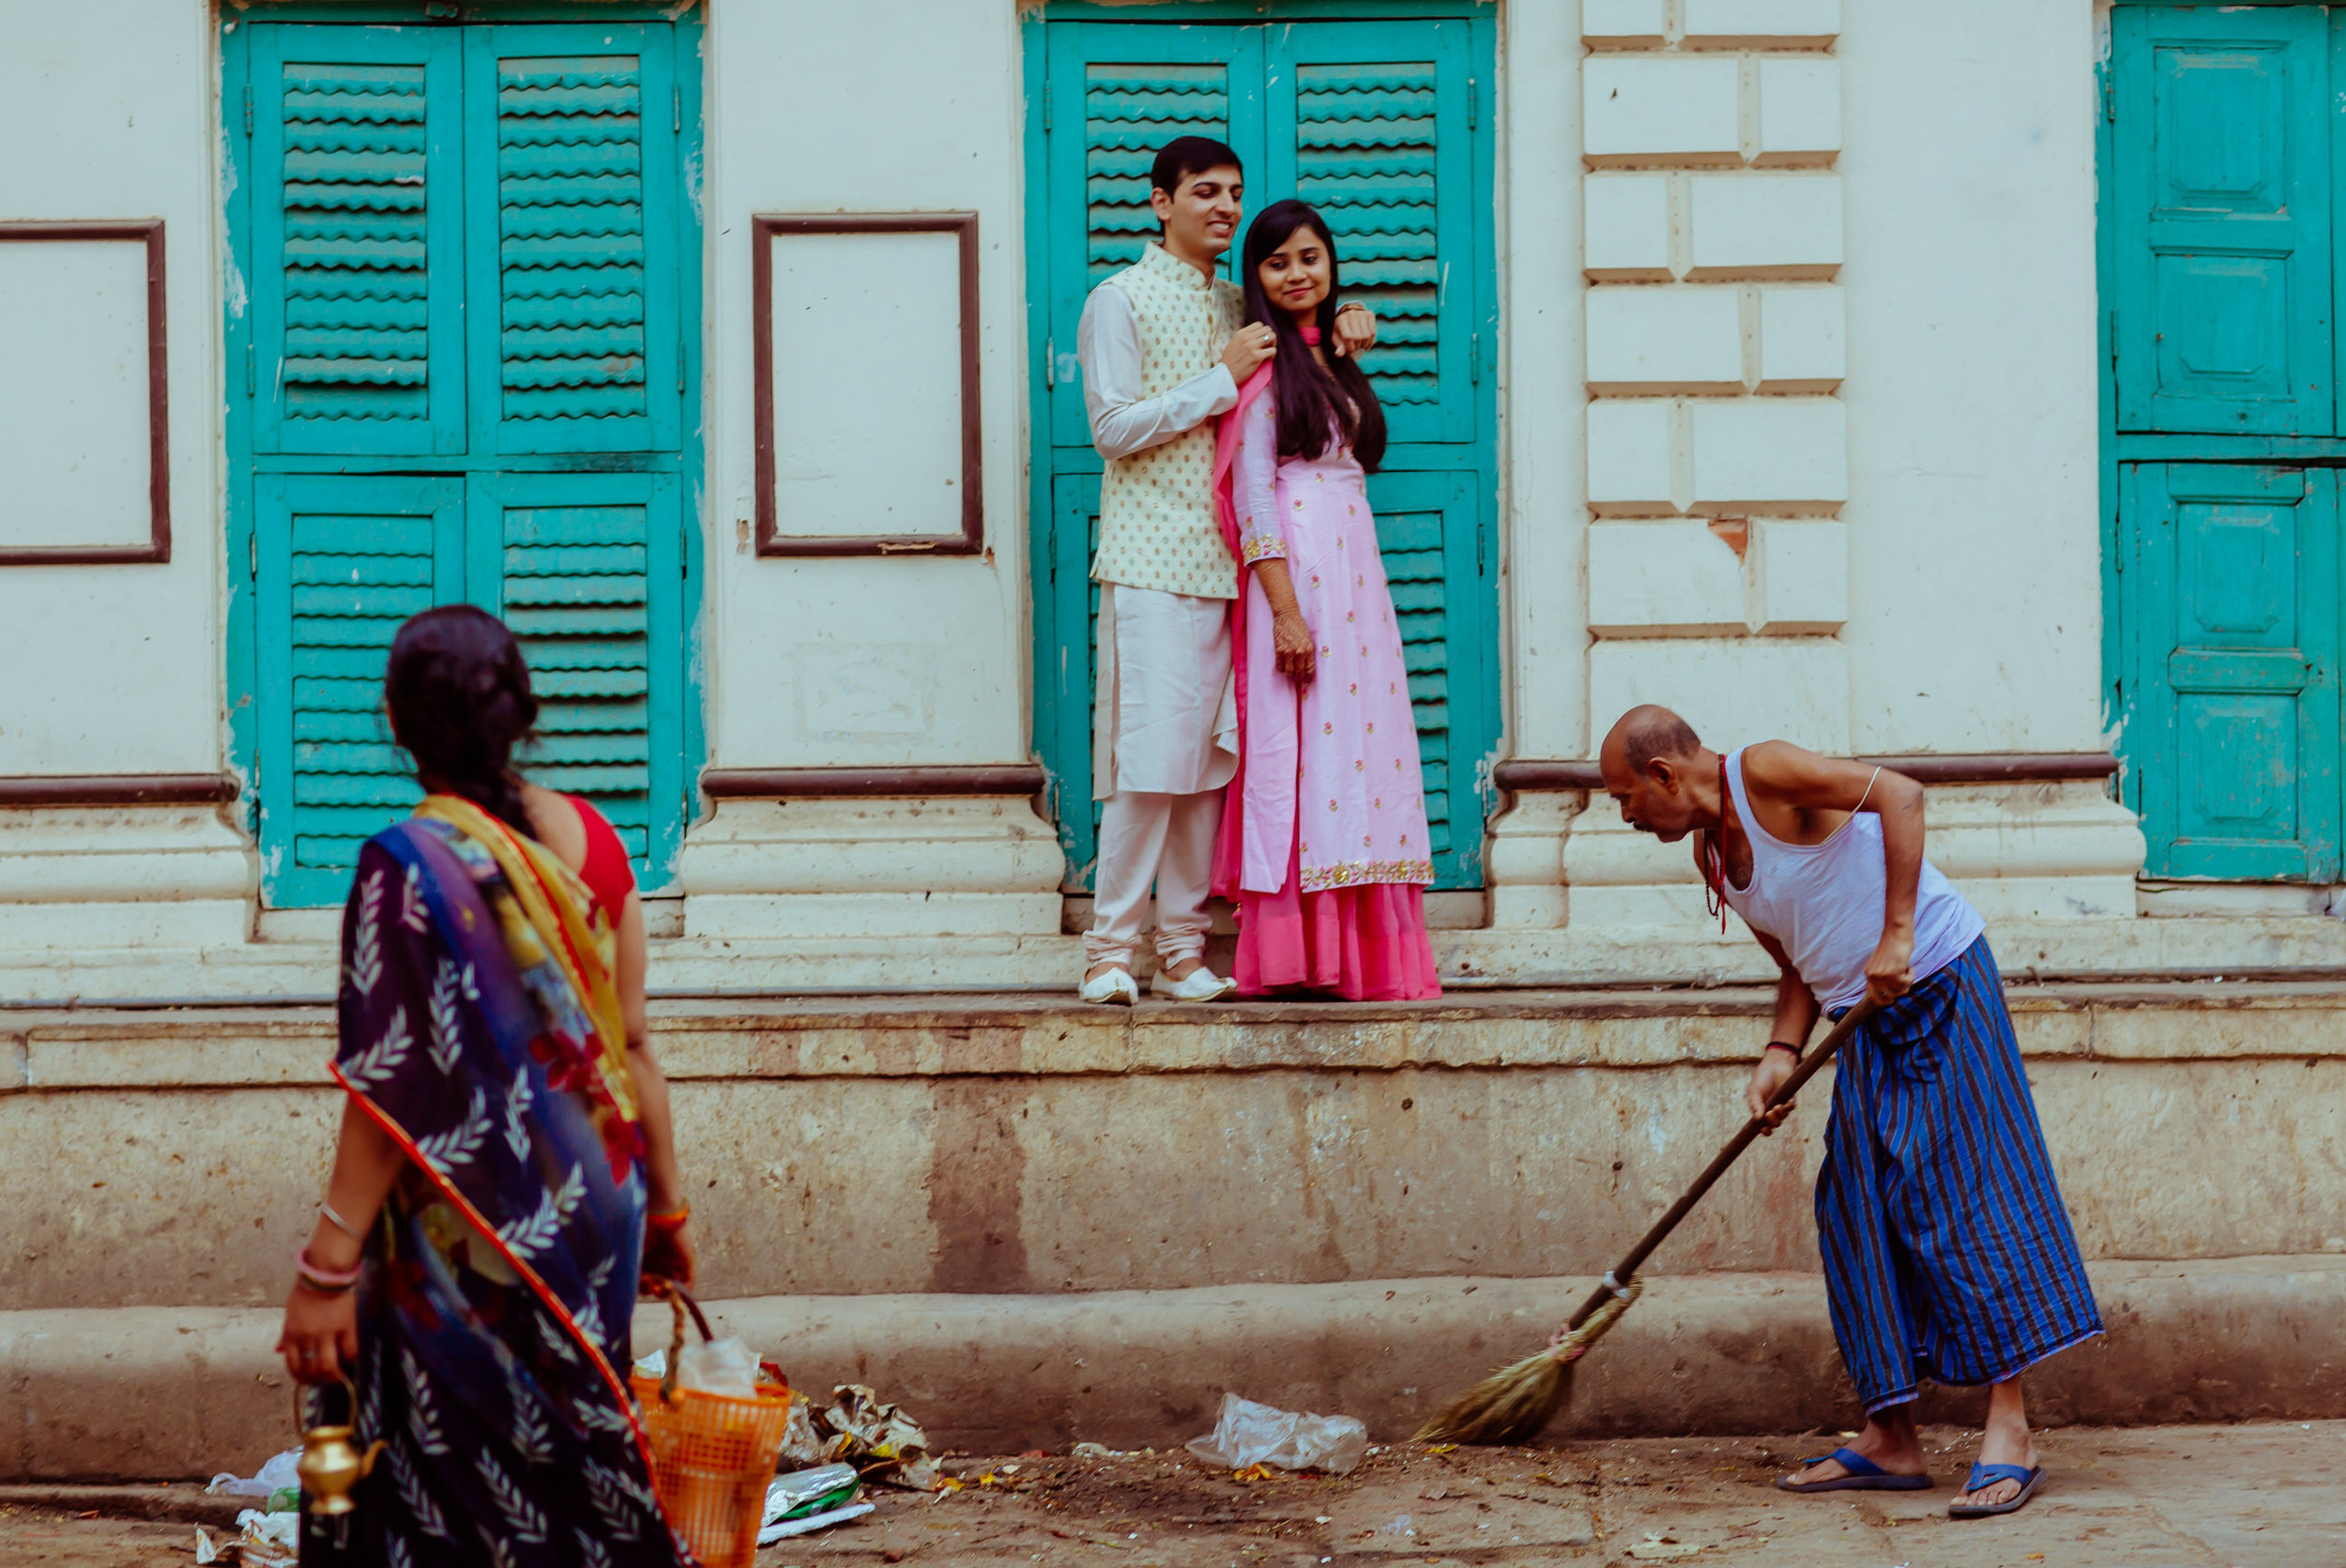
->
xmin=1211 ymin=200 xmax=1442 ymax=1000
xmin=276 ymin=605 xmax=694 ymax=1566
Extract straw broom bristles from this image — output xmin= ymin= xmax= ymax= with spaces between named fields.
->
xmin=1412 ymin=1277 xmax=1642 ymax=1446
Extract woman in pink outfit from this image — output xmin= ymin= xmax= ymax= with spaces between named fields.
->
xmin=1210 ymin=200 xmax=1441 ymax=1000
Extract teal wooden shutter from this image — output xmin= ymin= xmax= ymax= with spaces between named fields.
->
xmin=1043 ymin=23 xmax=1263 ymax=449
xmin=2110 ymin=5 xmax=2332 ymax=435
xmin=1267 ymin=20 xmax=1476 ymax=443
xmin=472 ymin=472 xmax=683 ymax=878
xmin=1367 ymin=470 xmax=1487 ymax=887
xmin=256 ymin=474 xmax=466 ymax=907
xmin=248 ymin=25 xmax=465 ymax=456
xmin=2122 ymin=463 xmax=2339 ymax=879
xmin=467 ymin=24 xmax=682 ymax=457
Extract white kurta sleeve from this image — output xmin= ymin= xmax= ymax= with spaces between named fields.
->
xmin=1232 ymin=394 xmax=1285 ymax=563
xmin=1078 ymin=282 xmax=1241 ymax=462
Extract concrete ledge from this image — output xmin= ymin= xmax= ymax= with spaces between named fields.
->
xmin=4 ymin=1256 xmax=2340 ymax=1480
xmin=8 ymin=986 xmax=2346 ymax=1311
xmin=12 ymin=980 xmax=2346 ymax=1090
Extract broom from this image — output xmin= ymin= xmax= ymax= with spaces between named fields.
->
xmin=1413 ymin=997 xmax=1880 ymax=1445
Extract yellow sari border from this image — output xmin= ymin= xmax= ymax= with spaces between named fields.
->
xmin=415 ymin=793 xmax=638 ymax=1122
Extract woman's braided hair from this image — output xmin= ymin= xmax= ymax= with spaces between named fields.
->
xmin=384 ymin=605 xmax=539 ymax=838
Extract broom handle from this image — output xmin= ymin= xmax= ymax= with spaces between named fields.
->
xmin=1560 ymin=996 xmax=1880 ymax=1333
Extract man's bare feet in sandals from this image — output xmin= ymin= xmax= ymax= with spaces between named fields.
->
xmin=1950 ymin=1378 xmax=2042 ymax=1515
xmin=1776 ymin=1406 xmax=1930 ymax=1493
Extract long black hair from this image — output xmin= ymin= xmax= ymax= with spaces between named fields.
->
xmin=384 ymin=604 xmax=539 ymax=837
xmin=1240 ymin=199 xmax=1386 ymax=472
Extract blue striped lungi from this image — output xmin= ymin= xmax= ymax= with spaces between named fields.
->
xmin=1818 ymin=936 xmax=2102 ymax=1411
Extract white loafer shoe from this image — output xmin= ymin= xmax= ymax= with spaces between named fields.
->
xmin=1080 ymin=967 xmax=1139 ymax=1006
xmin=1151 ymin=966 xmax=1237 ymax=1002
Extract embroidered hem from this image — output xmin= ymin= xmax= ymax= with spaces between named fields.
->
xmin=1301 ymin=857 xmax=1435 ymax=891
xmin=1241 ymin=534 xmax=1286 ymax=562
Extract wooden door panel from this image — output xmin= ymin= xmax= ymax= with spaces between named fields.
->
xmin=2111 ymin=6 xmax=2332 ymax=435
xmin=2123 ymin=462 xmax=2338 ymax=880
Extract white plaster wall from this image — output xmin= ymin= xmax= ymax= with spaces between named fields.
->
xmin=1838 ymin=0 xmax=2105 ymax=753
xmin=1500 ymin=1 xmax=1589 ymax=762
xmin=702 ymin=2 xmax=1029 ymax=769
xmin=0 ymin=0 xmax=221 ymax=775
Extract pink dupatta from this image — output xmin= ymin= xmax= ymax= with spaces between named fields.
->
xmin=1208 ymin=358 xmax=1277 ymax=900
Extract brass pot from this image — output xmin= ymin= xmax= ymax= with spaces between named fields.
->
xmin=297 ymin=1376 xmax=386 ymax=1516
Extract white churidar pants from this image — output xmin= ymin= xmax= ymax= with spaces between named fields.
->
xmin=1085 ymin=584 xmax=1237 ymax=969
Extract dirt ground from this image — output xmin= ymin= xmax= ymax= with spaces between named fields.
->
xmin=1 ymin=1420 xmax=2337 ymax=1568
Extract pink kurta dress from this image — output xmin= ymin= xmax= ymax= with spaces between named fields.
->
xmin=1217 ymin=388 xmax=1440 ymax=999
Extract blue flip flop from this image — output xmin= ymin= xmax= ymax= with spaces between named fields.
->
xmin=1775 ymin=1446 xmax=1934 ymax=1493
xmin=1949 ymin=1462 xmax=2044 ymax=1518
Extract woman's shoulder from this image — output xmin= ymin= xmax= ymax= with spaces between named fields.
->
xmin=519 ymin=783 xmax=592 ymax=872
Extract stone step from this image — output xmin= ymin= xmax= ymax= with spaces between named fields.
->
xmin=8 ymin=910 xmax=2346 ymax=1002
xmin=4 ymin=1256 xmax=2341 ymax=1482
xmin=5 ymin=982 xmax=2344 ymax=1314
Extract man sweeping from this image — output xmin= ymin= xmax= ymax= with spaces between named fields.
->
xmin=1598 ymin=706 xmax=2102 ymax=1519
xmin=1074 ymin=135 xmax=1374 ymax=1004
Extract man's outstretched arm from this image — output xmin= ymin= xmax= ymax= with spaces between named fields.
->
xmin=1744 ymin=741 xmax=1927 ymax=1004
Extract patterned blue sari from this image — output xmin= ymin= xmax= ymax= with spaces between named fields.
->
xmin=304 ymin=819 xmax=688 ymax=1568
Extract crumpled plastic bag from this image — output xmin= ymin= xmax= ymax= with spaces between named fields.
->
xmin=788 ymin=1383 xmax=939 ymax=1489
xmin=677 ymin=1336 xmax=762 ymax=1400
xmin=206 ymin=1448 xmax=301 ymax=1499
xmin=1185 ymin=1392 xmax=1367 ymax=1474
xmin=633 ymin=1338 xmax=765 ymax=1401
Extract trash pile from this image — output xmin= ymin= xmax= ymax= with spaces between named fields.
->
xmin=783 ymin=1382 xmax=941 ymax=1491
xmin=201 ymin=1451 xmax=303 ymax=1565
xmin=192 ymin=1510 xmax=299 ymax=1568
xmin=1185 ymin=1393 xmax=1368 ymax=1475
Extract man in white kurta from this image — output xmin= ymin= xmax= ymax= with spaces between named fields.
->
xmin=1074 ymin=136 xmax=1371 ymax=1004
xmin=1075 ymin=140 xmax=1260 ymax=1005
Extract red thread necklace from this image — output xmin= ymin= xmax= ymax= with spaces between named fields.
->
xmin=1700 ymin=753 xmax=1731 ymax=934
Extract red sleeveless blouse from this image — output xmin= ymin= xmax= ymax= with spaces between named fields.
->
xmin=568 ymin=795 xmax=636 ymax=927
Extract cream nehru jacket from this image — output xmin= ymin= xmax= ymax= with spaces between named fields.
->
xmin=1089 ymin=242 xmax=1245 ymax=600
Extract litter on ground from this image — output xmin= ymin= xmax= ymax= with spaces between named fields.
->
xmin=1184 ymin=1392 xmax=1368 ymax=1474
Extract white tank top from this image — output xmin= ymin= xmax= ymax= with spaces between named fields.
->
xmin=1718 ymin=748 xmax=1985 ymax=1012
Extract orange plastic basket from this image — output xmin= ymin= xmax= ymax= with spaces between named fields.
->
xmin=629 ymin=1286 xmax=791 ymax=1568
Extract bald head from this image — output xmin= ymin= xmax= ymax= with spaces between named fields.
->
xmin=1599 ymin=705 xmax=1711 ymax=842
xmin=1603 ymin=705 xmax=1702 ymax=778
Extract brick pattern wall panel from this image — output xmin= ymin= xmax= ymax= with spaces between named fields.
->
xmin=1579 ymin=0 xmax=1849 ymax=742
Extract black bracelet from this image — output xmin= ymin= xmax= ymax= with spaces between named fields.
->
xmin=1763 ymin=1041 xmax=1803 ymax=1060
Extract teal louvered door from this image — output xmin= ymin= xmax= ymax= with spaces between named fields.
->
xmin=1042 ymin=23 xmax=1263 ymax=449
xmin=1265 ymin=21 xmax=1477 ymax=443
xmin=1029 ymin=12 xmax=1497 ymax=891
xmin=469 ymin=472 xmax=684 ymax=868
xmin=466 ymin=25 xmax=682 ymax=455
xmin=246 ymin=26 xmax=465 ymax=456
xmin=255 ymin=475 xmax=467 ymax=907
xmin=1365 ymin=470 xmax=1486 ymax=885
xmin=228 ymin=13 xmax=702 ymax=907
